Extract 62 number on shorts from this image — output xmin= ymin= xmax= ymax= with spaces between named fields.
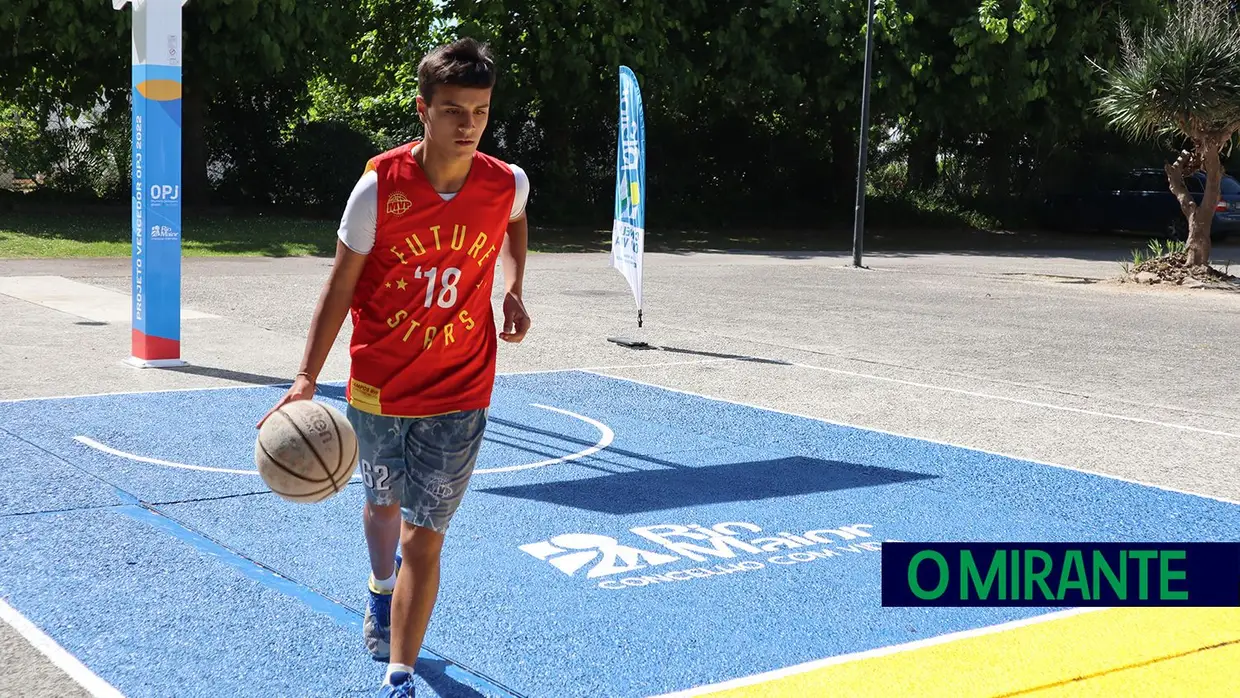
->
xmin=360 ymin=459 xmax=391 ymax=491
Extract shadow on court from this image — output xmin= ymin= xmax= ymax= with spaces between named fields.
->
xmin=601 ymin=341 xmax=795 ymax=366
xmin=158 ymin=364 xmax=294 ymax=386
xmin=484 ymin=416 xmax=695 ymax=473
xmin=475 ymin=456 xmax=936 ymax=514
xmin=415 ymin=659 xmax=495 ymax=698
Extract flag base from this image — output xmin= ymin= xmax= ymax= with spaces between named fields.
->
xmin=124 ymin=356 xmax=189 ymax=369
xmin=607 ymin=337 xmax=652 ymax=349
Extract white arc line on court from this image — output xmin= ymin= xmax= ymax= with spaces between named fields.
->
xmin=0 ymin=597 xmax=127 ymax=698
xmin=474 ymin=404 xmax=614 ymax=474
xmin=72 ymin=436 xmax=283 ymax=476
xmin=71 ymin=404 xmax=612 ymax=477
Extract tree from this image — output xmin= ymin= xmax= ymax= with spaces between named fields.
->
xmin=0 ymin=0 xmax=359 ymax=205
xmin=875 ymin=0 xmax=1167 ymax=198
xmin=1093 ymin=0 xmax=1240 ymax=266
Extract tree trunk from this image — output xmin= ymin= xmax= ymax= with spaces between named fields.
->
xmin=1190 ymin=138 xmax=1224 ymax=266
xmin=1166 ymin=143 xmax=1213 ymax=266
xmin=1187 ymin=206 xmax=1213 ymax=266
xmin=829 ymin=115 xmax=856 ymax=208
xmin=907 ymin=125 xmax=939 ymax=191
xmin=983 ymin=131 xmax=1012 ymax=198
xmin=181 ymin=80 xmax=210 ymax=208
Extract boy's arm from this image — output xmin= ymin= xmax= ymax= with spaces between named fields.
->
xmin=259 ymin=168 xmax=376 ymax=426
xmin=297 ymin=240 xmax=368 ymax=384
xmin=500 ymin=166 xmax=530 ymax=343
xmin=499 ymin=211 xmax=530 ymax=343
xmin=501 ymin=212 xmax=527 ymax=298
xmin=257 ymin=241 xmax=367 ymax=426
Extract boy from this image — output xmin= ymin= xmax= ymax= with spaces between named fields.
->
xmin=259 ymin=37 xmax=530 ymax=697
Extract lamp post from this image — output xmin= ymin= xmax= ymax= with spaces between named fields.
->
xmin=852 ymin=0 xmax=877 ymax=268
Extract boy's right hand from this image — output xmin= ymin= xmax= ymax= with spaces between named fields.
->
xmin=257 ymin=374 xmax=316 ymax=428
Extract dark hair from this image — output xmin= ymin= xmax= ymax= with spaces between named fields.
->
xmin=418 ymin=38 xmax=496 ymax=103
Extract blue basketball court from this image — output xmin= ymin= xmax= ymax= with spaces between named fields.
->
xmin=2 ymin=369 xmax=1238 ymax=697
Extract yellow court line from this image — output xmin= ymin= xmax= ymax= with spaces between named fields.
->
xmin=699 ymin=608 xmax=1240 ymax=698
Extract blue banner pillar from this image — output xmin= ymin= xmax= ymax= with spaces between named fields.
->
xmin=115 ymin=0 xmax=187 ymax=368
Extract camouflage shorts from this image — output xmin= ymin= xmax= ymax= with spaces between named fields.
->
xmin=346 ymin=406 xmax=488 ymax=533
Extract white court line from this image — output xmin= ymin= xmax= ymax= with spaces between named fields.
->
xmin=72 ymin=436 xmax=276 ymax=476
xmin=72 ymin=405 xmax=613 ymax=478
xmin=475 ymin=404 xmax=614 ymax=474
xmin=504 ymin=358 xmax=737 ymax=375
xmin=580 ymin=369 xmax=1240 ymax=507
xmin=0 ymin=380 xmax=301 ymax=404
xmin=787 ymin=361 xmax=1240 ymax=440
xmin=0 ymin=359 xmax=730 ymax=404
xmin=0 ymin=597 xmax=126 ymax=698
xmin=646 ymin=607 xmax=1104 ymax=697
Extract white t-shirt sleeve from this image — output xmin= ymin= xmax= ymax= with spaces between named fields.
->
xmin=338 ymin=163 xmax=526 ymax=252
xmin=337 ymin=169 xmax=378 ymax=254
xmin=510 ymin=164 xmax=529 ymax=221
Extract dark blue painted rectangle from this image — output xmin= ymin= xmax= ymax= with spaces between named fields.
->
xmin=881 ymin=542 xmax=1240 ymax=607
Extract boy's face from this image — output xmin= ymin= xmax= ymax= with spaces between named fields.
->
xmin=418 ymin=85 xmax=492 ymax=159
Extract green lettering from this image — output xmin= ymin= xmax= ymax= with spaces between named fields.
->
xmin=1024 ymin=550 xmax=1054 ymax=600
xmin=1056 ymin=550 xmax=1090 ymax=601
xmin=1159 ymin=550 xmax=1188 ymax=601
xmin=962 ymin=550 xmax=1006 ymax=600
xmin=1130 ymin=550 xmax=1158 ymax=600
xmin=909 ymin=551 xmax=949 ymax=600
xmin=1011 ymin=547 xmax=1021 ymax=599
xmin=1092 ymin=550 xmax=1127 ymax=600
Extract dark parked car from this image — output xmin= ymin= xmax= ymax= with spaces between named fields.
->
xmin=1039 ymin=168 xmax=1238 ymax=242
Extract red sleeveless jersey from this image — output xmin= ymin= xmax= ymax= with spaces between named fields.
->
xmin=346 ymin=141 xmax=516 ymax=417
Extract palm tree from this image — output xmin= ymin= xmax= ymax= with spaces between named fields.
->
xmin=1093 ymin=0 xmax=1240 ymax=266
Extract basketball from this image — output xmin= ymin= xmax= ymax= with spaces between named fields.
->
xmin=254 ymin=399 xmax=358 ymax=503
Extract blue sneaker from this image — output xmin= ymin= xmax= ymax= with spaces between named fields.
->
xmin=377 ymin=670 xmax=416 ymax=697
xmin=364 ymin=555 xmax=402 ymax=661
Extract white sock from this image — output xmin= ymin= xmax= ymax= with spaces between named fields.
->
xmin=370 ymin=571 xmax=396 ymax=593
xmin=385 ymin=663 xmax=414 ymax=683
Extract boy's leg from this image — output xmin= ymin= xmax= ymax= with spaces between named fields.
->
xmin=389 ymin=523 xmax=445 ymax=674
xmin=348 ymin=406 xmax=408 ymax=661
xmin=365 ymin=500 xmax=401 ymax=583
xmin=385 ymin=409 xmax=488 ymax=677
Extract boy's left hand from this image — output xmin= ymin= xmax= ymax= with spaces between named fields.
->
xmin=500 ymin=292 xmax=531 ymax=343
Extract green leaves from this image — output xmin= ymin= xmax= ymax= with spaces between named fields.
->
xmin=4 ymin=0 xmax=1217 ymax=224
xmin=1095 ymin=0 xmax=1240 ymax=144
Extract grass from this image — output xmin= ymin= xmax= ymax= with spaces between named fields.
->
xmin=0 ymin=195 xmax=1068 ymax=259
xmin=0 ymin=210 xmax=340 ymax=258
xmin=0 ymin=208 xmax=915 ymax=259
xmin=1125 ymin=238 xmax=1188 ymax=270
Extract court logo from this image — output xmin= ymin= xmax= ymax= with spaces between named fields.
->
xmin=520 ymin=520 xmax=886 ymax=590
xmin=519 ymin=534 xmax=679 ymax=579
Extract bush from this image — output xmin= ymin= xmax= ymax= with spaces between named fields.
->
xmin=273 ymin=120 xmax=381 ymax=213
